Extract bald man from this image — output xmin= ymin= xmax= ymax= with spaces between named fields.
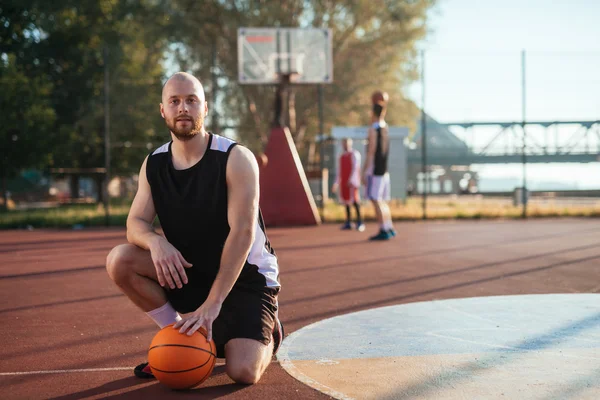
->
xmin=106 ymin=72 xmax=282 ymax=385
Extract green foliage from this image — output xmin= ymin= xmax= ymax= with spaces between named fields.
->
xmin=168 ymin=0 xmax=435 ymax=152
xmin=0 ymin=203 xmax=130 ymax=228
xmin=0 ymin=53 xmax=56 ymax=180
xmin=1 ymin=197 xmax=599 ymax=229
xmin=1 ymin=0 xmax=436 ymax=184
xmin=1 ymin=0 xmax=172 ymax=177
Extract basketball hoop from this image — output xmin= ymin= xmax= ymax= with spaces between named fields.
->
xmin=276 ymin=72 xmax=301 ymax=85
xmin=238 ymin=28 xmax=333 ymax=85
xmin=268 ymin=52 xmax=305 ymax=81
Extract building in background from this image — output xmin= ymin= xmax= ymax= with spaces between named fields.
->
xmin=408 ymin=114 xmax=479 ymax=195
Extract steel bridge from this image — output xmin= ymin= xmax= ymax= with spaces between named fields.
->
xmin=408 ymin=120 xmax=600 ymax=165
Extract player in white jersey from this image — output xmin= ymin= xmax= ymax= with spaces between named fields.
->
xmin=362 ymin=90 xmax=396 ymax=241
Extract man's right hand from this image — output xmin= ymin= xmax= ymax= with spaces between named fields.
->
xmin=148 ymin=237 xmax=193 ymax=289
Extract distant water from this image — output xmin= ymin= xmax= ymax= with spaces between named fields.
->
xmin=473 ymin=162 xmax=600 ymax=192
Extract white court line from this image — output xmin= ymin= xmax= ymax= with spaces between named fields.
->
xmin=277 ymin=323 xmax=355 ymax=400
xmin=427 ymin=332 xmax=600 ymax=361
xmin=437 ymin=301 xmax=520 ymax=329
xmin=0 ymin=367 xmax=134 ymax=376
xmin=0 ymin=362 xmax=232 ymax=376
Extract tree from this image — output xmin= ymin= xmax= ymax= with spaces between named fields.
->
xmin=32 ymin=1 xmax=172 ymax=184
xmin=168 ymin=0 xmax=434 ymax=155
xmin=0 ymin=0 xmax=435 ymax=207
xmin=0 ymin=54 xmax=55 ymax=209
xmin=1 ymin=0 xmax=173 ymax=200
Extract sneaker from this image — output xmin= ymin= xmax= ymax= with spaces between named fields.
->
xmin=369 ymin=230 xmax=391 ymax=241
xmin=272 ymin=317 xmax=285 ymax=356
xmin=340 ymin=222 xmax=352 ymax=230
xmin=134 ymin=362 xmax=155 ymax=379
xmin=388 ymin=228 xmax=397 ymax=237
xmin=356 ymin=222 xmax=366 ymax=232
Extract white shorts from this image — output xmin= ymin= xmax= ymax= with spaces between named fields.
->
xmin=366 ymin=173 xmax=391 ymax=201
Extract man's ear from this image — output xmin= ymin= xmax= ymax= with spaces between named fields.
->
xmin=159 ymin=103 xmax=165 ymax=119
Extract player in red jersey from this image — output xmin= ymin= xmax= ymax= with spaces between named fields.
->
xmin=332 ymin=138 xmax=365 ymax=231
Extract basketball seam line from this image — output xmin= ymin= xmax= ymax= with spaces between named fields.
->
xmin=149 ymin=343 xmax=217 ymax=357
xmin=150 ymin=356 xmax=214 ymax=374
xmin=186 ymin=358 xmax=217 ymax=388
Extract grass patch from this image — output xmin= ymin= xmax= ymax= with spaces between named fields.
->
xmin=1 ymin=196 xmax=600 ymax=229
xmin=0 ymin=203 xmax=130 ymax=229
xmin=321 ymin=197 xmax=600 ymax=223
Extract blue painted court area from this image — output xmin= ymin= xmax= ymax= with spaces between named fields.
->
xmin=278 ymin=294 xmax=600 ymax=400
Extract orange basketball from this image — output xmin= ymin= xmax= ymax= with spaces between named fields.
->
xmin=148 ymin=324 xmax=217 ymax=390
xmin=371 ymin=90 xmax=389 ymax=105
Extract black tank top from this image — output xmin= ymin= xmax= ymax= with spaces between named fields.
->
xmin=146 ymin=133 xmax=280 ymax=291
xmin=373 ymin=123 xmax=389 ymax=176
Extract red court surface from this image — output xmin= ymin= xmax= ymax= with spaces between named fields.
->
xmin=1 ymin=219 xmax=599 ymax=399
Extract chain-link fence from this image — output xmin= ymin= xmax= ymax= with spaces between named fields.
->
xmin=404 ymin=50 xmax=600 ymax=218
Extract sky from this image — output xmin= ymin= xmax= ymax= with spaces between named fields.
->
xmin=413 ymin=0 xmax=600 ymax=189
xmin=425 ymin=0 xmax=599 ymax=52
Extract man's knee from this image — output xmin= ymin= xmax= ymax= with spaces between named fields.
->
xmin=106 ymin=244 xmax=137 ymax=285
xmin=226 ymin=362 xmax=264 ymax=385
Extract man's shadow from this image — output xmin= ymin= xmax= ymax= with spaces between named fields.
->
xmin=47 ymin=366 xmax=246 ymax=400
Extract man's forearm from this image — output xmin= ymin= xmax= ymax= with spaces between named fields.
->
xmin=126 ymin=217 xmax=163 ymax=250
xmin=206 ymin=227 xmax=254 ymax=304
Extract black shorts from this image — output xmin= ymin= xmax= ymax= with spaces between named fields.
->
xmin=166 ymin=284 xmax=280 ymax=358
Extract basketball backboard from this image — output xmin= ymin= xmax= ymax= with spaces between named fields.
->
xmin=238 ymin=28 xmax=333 ymax=84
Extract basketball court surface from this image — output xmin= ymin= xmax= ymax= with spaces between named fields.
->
xmin=1 ymin=218 xmax=600 ymax=399
xmin=278 ymin=294 xmax=600 ymax=399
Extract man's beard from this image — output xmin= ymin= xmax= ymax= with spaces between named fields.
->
xmin=166 ymin=115 xmax=204 ymax=141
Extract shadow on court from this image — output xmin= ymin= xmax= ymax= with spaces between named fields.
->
xmin=45 ymin=377 xmax=151 ymax=400
xmin=277 ymin=224 xmax=600 ymax=255
xmin=2 ymin=220 xmax=600 ymax=399
xmin=0 ymin=233 xmax=126 ymax=252
xmin=0 ymin=265 xmax=106 ymax=280
xmin=379 ymin=312 xmax=600 ymax=400
xmin=45 ymin=366 xmax=247 ymax=400
xmin=102 ymin=382 xmax=248 ymax=400
xmin=0 ymin=294 xmax=124 ymax=315
xmin=284 ymin=252 xmax=600 ymax=326
xmin=280 ymin=241 xmax=600 ymax=307
xmin=1 ymin=327 xmax=152 ymax=363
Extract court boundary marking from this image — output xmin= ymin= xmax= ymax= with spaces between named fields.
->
xmin=278 ymin=321 xmax=355 ymax=400
xmin=276 ymin=294 xmax=600 ymax=400
xmin=0 ymin=361 xmax=234 ymax=376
